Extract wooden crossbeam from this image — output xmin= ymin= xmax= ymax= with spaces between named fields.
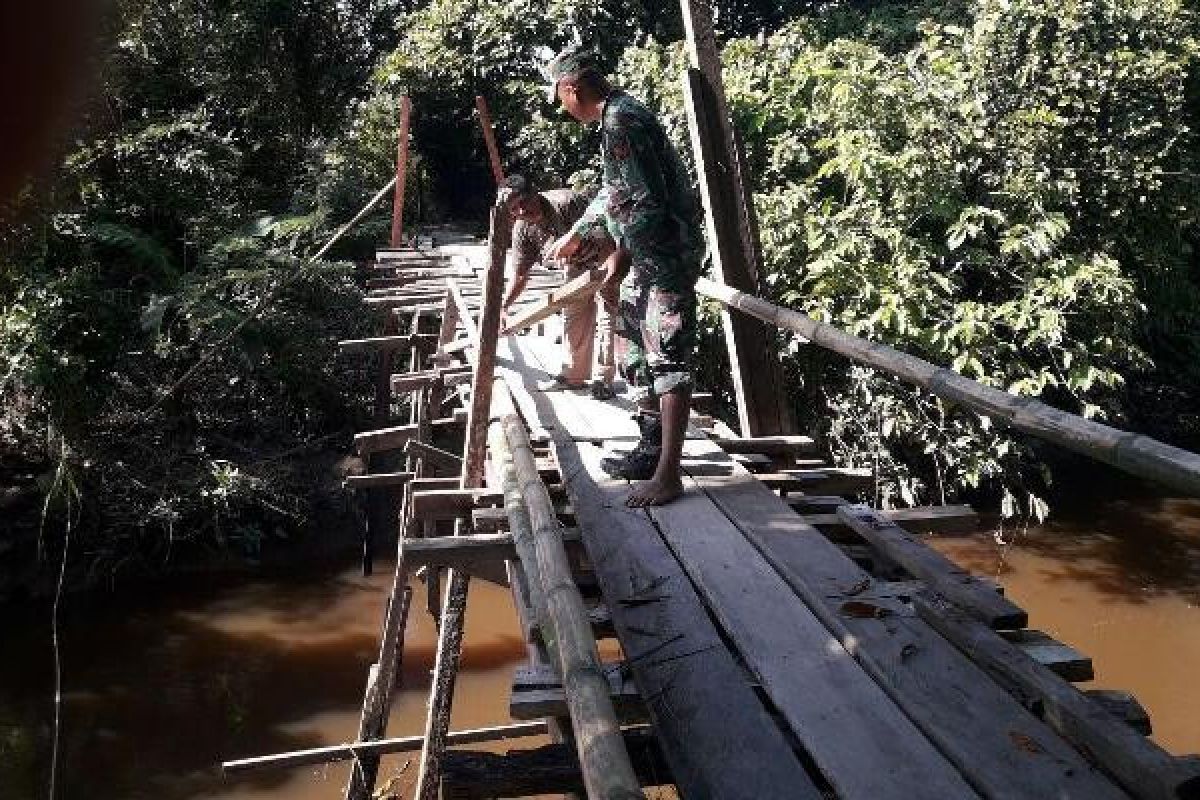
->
xmin=500 ymin=267 xmax=605 ymax=334
xmin=999 ymin=629 xmax=1094 ymax=682
xmin=354 ymin=423 xmax=418 ymax=456
xmin=404 ymin=439 xmax=463 ymax=472
xmin=510 ymin=662 xmax=645 ymax=724
xmin=403 ymin=530 xmax=583 ymax=568
xmin=409 ymin=488 xmax=503 ymax=520
xmin=343 ymin=471 xmax=416 ymax=490
xmin=712 ymin=434 xmax=819 ymax=456
xmin=797 ymin=504 xmax=980 ymax=535
xmin=339 ymin=333 xmax=439 ymax=354
xmin=838 ymin=504 xmax=1027 ymax=629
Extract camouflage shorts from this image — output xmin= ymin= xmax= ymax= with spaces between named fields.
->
xmin=615 ymin=276 xmax=697 ymax=400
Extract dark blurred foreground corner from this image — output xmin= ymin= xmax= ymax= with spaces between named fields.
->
xmin=0 ymin=2 xmax=103 ymax=207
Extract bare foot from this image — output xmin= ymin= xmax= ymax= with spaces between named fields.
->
xmin=626 ymin=475 xmax=684 ymax=507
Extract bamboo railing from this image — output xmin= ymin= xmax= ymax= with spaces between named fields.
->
xmin=696 ymin=277 xmax=1200 ymax=497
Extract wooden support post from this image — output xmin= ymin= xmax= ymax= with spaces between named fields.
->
xmin=389 ymin=96 xmax=412 ymax=247
xmin=414 ymin=202 xmax=509 ymax=800
xmin=447 ymin=278 xmax=481 ymax=351
xmin=476 ymin=95 xmax=505 ymax=185
xmin=680 ymin=0 xmax=792 ymax=437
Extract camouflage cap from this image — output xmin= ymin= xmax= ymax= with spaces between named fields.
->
xmin=540 ymin=44 xmax=596 ymax=102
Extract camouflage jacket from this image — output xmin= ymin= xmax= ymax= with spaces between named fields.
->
xmin=569 ymin=91 xmax=703 ymax=288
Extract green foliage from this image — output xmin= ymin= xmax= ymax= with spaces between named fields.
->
xmin=615 ymin=0 xmax=1198 ymax=513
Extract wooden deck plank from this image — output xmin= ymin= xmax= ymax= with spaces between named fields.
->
xmin=680 ymin=453 xmax=1130 ymax=800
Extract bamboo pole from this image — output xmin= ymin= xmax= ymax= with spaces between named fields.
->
xmin=389 ymin=96 xmax=412 ymax=247
xmin=696 ymin=277 xmax=1200 ymax=497
xmin=497 ymin=385 xmax=644 ymax=800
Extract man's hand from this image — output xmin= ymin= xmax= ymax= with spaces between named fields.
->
xmin=599 ymin=246 xmax=631 ymax=300
xmin=549 ymin=231 xmax=582 ymax=262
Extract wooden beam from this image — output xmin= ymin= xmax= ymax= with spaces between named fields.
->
xmin=446 ymin=278 xmax=481 ymax=351
xmin=404 ymin=439 xmax=463 ymax=472
xmin=389 ymin=95 xmax=412 ymax=247
xmin=916 ymin=592 xmax=1200 ymax=800
xmin=343 ymin=471 xmax=415 ymax=490
xmin=500 ymin=267 xmax=604 ymax=334
xmin=409 ymin=488 xmax=503 ymax=520
xmin=712 ymin=434 xmax=819 ymax=456
xmin=680 ymin=0 xmax=792 ymax=437
xmin=339 ymin=333 xmax=439 ymax=354
xmin=403 ymin=530 xmax=583 ymax=568
xmin=797 ymin=504 xmax=981 ymax=536
xmin=475 ymin=95 xmax=505 ymax=185
xmin=354 ymin=423 xmax=418 ymax=457
xmin=999 ymin=629 xmax=1094 ymax=682
xmin=510 ymin=663 xmax=645 ymax=723
xmin=223 ymin=722 xmax=548 ymax=775
xmin=837 ymin=504 xmax=1027 ymax=629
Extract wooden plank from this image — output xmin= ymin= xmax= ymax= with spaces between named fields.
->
xmin=510 ymin=664 xmax=646 ymax=723
xmin=343 ymin=471 xmax=415 ymax=490
xmin=339 ymin=333 xmax=439 ymax=354
xmin=682 ymin=455 xmax=1130 ymax=800
xmin=1000 ymin=629 xmax=1094 ymax=682
xmin=402 ymin=530 xmax=583 ymax=568
xmin=500 ymin=267 xmax=605 ymax=334
xmin=446 ymin=277 xmax=481 ymax=351
xmin=712 ymin=435 xmax=819 ymax=456
xmin=404 ymin=439 xmax=463 ymax=472
xmin=409 ymin=488 xmax=503 ymax=520
xmin=354 ymin=423 xmax=418 ymax=457
xmin=551 ymin=437 xmax=820 ymax=800
xmin=644 ymin=476 xmax=979 ymax=799
xmin=837 ymin=504 xmax=1027 ymax=629
xmin=1085 ymin=689 xmax=1153 ymax=736
xmin=798 ymin=504 xmax=981 ymax=536
xmin=680 ymin=5 xmax=792 ymax=437
xmin=916 ymin=592 xmax=1200 ymax=800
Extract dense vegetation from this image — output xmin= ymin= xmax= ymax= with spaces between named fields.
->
xmin=3 ymin=0 xmax=1199 ymax=591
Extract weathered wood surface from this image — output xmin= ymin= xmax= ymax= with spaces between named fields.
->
xmin=697 ymin=276 xmax=1200 ymax=497
xmin=339 ymin=332 xmax=439 ymax=354
xmin=402 ymin=529 xmax=583 ymax=569
xmin=475 ymin=94 xmax=505 ymax=185
xmin=500 ymin=267 xmax=605 ymax=334
xmin=404 ymin=439 xmax=463 ymax=472
xmin=510 ymin=662 xmax=645 ymax=723
xmin=916 ymin=591 xmax=1200 ymax=800
xmin=797 ymin=503 xmax=981 ymax=535
xmin=440 ymin=729 xmax=670 ymax=800
xmin=711 ymin=434 xmax=819 ymax=456
xmin=676 ymin=447 xmax=1127 ymax=800
xmin=389 ymin=95 xmax=411 ymax=247
xmin=354 ymin=423 xmax=418 ymax=456
xmin=343 ymin=471 xmax=415 ymax=490
xmin=837 ymin=504 xmax=1027 ymax=629
xmin=1000 ymin=629 xmax=1094 ymax=682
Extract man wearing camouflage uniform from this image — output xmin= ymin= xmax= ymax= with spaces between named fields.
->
xmin=544 ymin=46 xmax=703 ymax=507
xmin=499 ymin=174 xmax=616 ymax=397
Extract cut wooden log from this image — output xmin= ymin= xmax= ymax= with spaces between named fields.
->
xmin=916 ymin=591 xmax=1200 ymax=800
xmin=500 ymin=267 xmax=605 ymax=334
xmin=837 ymin=504 xmax=1027 ymax=629
xmin=1000 ymin=629 xmax=1094 ymax=682
xmin=510 ymin=663 xmax=646 ymax=724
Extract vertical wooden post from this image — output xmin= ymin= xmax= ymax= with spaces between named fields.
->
xmin=475 ymin=95 xmax=505 ymax=186
xmin=389 ymin=95 xmax=412 ymax=247
xmin=413 ymin=202 xmax=510 ymax=800
xmin=679 ymin=0 xmax=793 ymax=437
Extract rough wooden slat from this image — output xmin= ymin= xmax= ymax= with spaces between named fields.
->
xmin=712 ymin=435 xmax=819 ymax=456
xmin=404 ymin=439 xmax=463 ymax=472
xmin=916 ymin=592 xmax=1200 ymax=800
xmin=409 ymin=489 xmax=503 ymax=520
xmin=402 ymin=530 xmax=583 ymax=568
xmin=682 ymin=453 xmax=1130 ymax=800
xmin=837 ymin=504 xmax=1027 ymax=629
xmin=1085 ymin=689 xmax=1153 ymax=736
xmin=354 ymin=423 xmax=419 ymax=456
xmin=343 ymin=471 xmax=415 ymax=490
xmin=339 ymin=333 xmax=439 ymax=354
xmin=510 ymin=663 xmax=645 ymax=723
xmin=799 ymin=503 xmax=981 ymax=535
xmin=500 ymin=267 xmax=605 ymax=334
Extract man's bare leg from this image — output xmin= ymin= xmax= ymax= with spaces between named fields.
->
xmin=627 ymin=387 xmax=689 ymax=507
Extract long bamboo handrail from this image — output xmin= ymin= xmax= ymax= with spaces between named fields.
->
xmin=495 ymin=382 xmax=644 ymax=800
xmin=696 ymin=277 xmax=1200 ymax=497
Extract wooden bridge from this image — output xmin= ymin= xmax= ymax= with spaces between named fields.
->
xmin=221 ymin=1 xmax=1200 ymax=796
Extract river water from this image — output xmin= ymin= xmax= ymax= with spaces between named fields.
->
xmin=1 ymin=491 xmax=1197 ymax=799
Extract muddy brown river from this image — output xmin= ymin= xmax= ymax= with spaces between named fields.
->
xmin=1 ymin=489 xmax=1197 ymax=799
